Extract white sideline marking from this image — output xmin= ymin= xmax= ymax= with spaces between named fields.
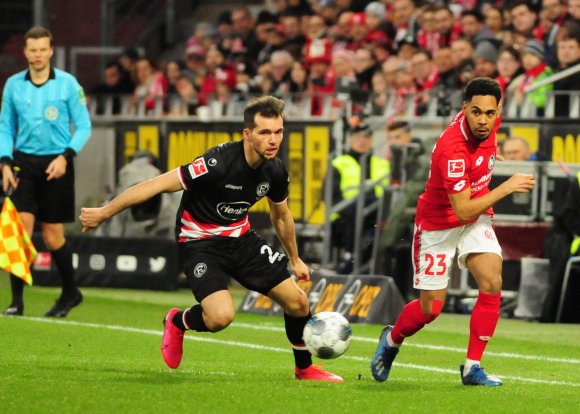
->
xmin=4 ymin=316 xmax=579 ymax=387
xmin=232 ymin=322 xmax=580 ymax=365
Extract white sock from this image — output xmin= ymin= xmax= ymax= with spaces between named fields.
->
xmin=386 ymin=331 xmax=401 ymax=348
xmin=464 ymin=358 xmax=480 ymax=374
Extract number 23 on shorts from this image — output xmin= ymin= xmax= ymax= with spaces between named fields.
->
xmin=424 ymin=253 xmax=447 ymax=276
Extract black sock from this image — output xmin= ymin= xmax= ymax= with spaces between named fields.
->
xmin=172 ymin=304 xmax=209 ymax=332
xmin=284 ymin=312 xmax=313 ymax=369
xmin=50 ymin=243 xmax=76 ymax=294
xmin=9 ymin=275 xmax=25 ymax=306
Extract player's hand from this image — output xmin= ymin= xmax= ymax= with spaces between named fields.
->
xmin=506 ymin=173 xmax=536 ymax=193
xmin=46 ymin=155 xmax=67 ymax=181
xmin=1 ymin=165 xmax=17 ymax=194
xmin=80 ymin=207 xmax=106 ymax=233
xmin=291 ymin=258 xmax=310 ymax=281
xmin=496 ymin=154 xmax=505 ymax=161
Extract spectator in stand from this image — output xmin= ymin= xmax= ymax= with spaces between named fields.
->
xmin=460 ymin=9 xmax=496 ymax=46
xmin=346 ymin=12 xmax=370 ymax=51
xmin=332 ymin=49 xmax=358 ymax=101
xmin=473 ymin=41 xmax=499 ymax=78
xmin=365 ymin=1 xmax=395 ymax=43
xmin=484 ymin=5 xmax=508 ymax=44
xmin=164 ymin=59 xmax=187 ymax=95
xmin=118 ymin=47 xmax=141 ymax=90
xmin=392 ymin=0 xmax=419 ymax=45
xmin=510 ymin=1 xmax=543 ymax=40
xmin=131 ymin=57 xmax=168 ymax=115
xmin=433 ymin=5 xmax=462 ymax=48
xmin=268 ymin=50 xmax=294 ymax=95
xmin=496 ymin=46 xmax=525 ymax=105
xmin=416 ymin=4 xmax=440 ymax=54
xmin=289 ymin=60 xmax=308 ymax=94
xmin=364 ymin=31 xmax=393 ymax=64
xmin=451 ymin=37 xmax=474 ymax=67
xmin=542 ymin=0 xmax=573 ymax=67
xmin=514 ymin=38 xmax=554 ymax=116
xmin=330 ymin=10 xmax=354 ymax=51
xmin=257 ymin=22 xmax=288 ymax=66
xmin=215 ymin=11 xmax=233 ymax=39
xmin=198 ymin=47 xmax=236 ymax=106
xmin=183 ymin=42 xmax=207 ymax=91
xmin=281 ymin=12 xmax=307 ymax=60
xmin=304 ymin=37 xmax=335 ymax=115
xmin=410 ymin=49 xmax=439 ymax=115
xmin=502 ymin=136 xmax=546 ymax=161
xmin=319 ymin=0 xmax=341 ymax=25
xmin=354 ymin=47 xmax=379 ymax=92
xmin=370 ymin=70 xmax=389 ymax=115
xmin=434 ymin=46 xmax=459 ymax=89
xmin=392 ymin=61 xmax=417 ymax=115
xmin=566 ymin=0 xmax=580 ymax=34
xmin=554 ymin=34 xmax=580 ymax=116
xmin=306 ymin=14 xmax=328 ymax=40
xmin=232 ymin=7 xmax=261 ymax=63
xmin=286 ymin=0 xmax=313 ymax=16
xmin=171 ymin=74 xmax=198 ymax=116
xmin=382 ymin=55 xmax=401 ymax=90
xmin=90 ymin=60 xmax=134 ymax=115
xmin=396 ymin=38 xmax=419 ymax=62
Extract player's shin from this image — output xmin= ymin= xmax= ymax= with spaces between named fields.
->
xmin=390 ymin=299 xmax=443 ymax=345
xmin=284 ymin=311 xmax=312 ymax=369
xmin=466 ymin=291 xmax=501 ymax=367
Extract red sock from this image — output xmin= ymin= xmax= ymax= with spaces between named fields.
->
xmin=467 ymin=291 xmax=501 ymax=361
xmin=390 ymin=299 xmax=442 ymax=344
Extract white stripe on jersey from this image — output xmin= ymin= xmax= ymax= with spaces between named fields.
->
xmin=179 ymin=216 xmax=250 ymax=240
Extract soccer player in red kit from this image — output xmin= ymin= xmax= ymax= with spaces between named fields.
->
xmin=370 ymin=77 xmax=536 ymax=386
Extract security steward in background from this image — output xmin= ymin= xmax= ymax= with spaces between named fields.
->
xmin=326 ymin=117 xmax=390 ymax=274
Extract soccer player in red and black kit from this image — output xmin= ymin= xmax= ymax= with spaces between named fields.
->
xmin=370 ymin=78 xmax=536 ymax=386
xmin=80 ymin=96 xmax=342 ymax=382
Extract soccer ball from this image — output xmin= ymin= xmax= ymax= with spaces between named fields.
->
xmin=303 ymin=312 xmax=352 ymax=359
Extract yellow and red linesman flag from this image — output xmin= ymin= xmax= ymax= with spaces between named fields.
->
xmin=0 ymin=197 xmax=37 ymax=285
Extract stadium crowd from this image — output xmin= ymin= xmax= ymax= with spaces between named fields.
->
xmin=88 ymin=0 xmax=580 ymax=119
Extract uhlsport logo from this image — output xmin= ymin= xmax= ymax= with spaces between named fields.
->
xmin=256 ymin=182 xmax=269 ymax=197
xmin=45 ymin=106 xmax=59 ymax=121
xmin=193 ymin=263 xmax=207 ymax=278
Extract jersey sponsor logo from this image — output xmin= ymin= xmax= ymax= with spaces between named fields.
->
xmin=484 ymin=229 xmax=496 ymax=241
xmin=225 ymin=184 xmax=243 ymax=190
xmin=475 ymin=156 xmax=484 ymax=166
xmin=193 ymin=262 xmax=207 ymax=278
xmin=217 ymin=201 xmax=251 ymax=220
xmin=488 ymin=154 xmax=495 ymax=170
xmin=453 ymin=180 xmax=466 ymax=192
xmin=188 ymin=158 xmax=208 ymax=179
xmin=45 ymin=106 xmax=59 ymax=121
xmin=256 ymin=182 xmax=270 ymax=197
xmin=208 ymin=158 xmax=217 ymax=167
xmin=448 ymin=159 xmax=465 ymax=178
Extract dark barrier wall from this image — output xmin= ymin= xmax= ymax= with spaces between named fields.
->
xmin=31 ymin=234 xmax=181 ymax=291
xmin=239 ymin=272 xmax=406 ymax=325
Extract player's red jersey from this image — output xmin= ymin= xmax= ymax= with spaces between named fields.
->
xmin=416 ymin=110 xmax=500 ymax=230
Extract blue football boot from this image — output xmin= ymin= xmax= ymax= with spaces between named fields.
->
xmin=460 ymin=364 xmax=503 ymax=386
xmin=370 ymin=325 xmax=399 ymax=382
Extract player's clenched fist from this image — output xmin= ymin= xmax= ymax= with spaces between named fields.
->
xmin=506 ymin=173 xmax=536 ymax=193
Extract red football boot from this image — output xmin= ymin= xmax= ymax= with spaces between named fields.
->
xmin=161 ymin=308 xmax=185 ymax=369
xmin=295 ymin=365 xmax=344 ymax=382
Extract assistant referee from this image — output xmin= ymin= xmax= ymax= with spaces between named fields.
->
xmin=0 ymin=26 xmax=92 ymax=317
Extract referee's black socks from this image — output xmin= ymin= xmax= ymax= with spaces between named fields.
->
xmin=51 ymin=243 xmax=77 ymax=294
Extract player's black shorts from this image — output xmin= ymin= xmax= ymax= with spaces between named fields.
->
xmin=179 ymin=229 xmax=291 ymax=302
xmin=11 ymin=151 xmax=75 ymax=223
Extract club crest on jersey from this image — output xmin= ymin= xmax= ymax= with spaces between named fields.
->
xmin=448 ymin=160 xmax=465 ymax=178
xmin=256 ymin=182 xmax=269 ymax=197
xmin=193 ymin=262 xmax=207 ymax=278
xmin=488 ymin=154 xmax=495 ymax=170
xmin=188 ymin=158 xmax=208 ymax=179
xmin=208 ymin=158 xmax=217 ymax=167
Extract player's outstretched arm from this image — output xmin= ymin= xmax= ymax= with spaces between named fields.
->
xmin=449 ymin=173 xmax=536 ymax=222
xmin=267 ymin=198 xmax=310 ymax=281
xmin=80 ymin=168 xmax=182 ymax=232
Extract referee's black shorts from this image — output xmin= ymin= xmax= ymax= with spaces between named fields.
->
xmin=179 ymin=229 xmax=291 ymax=303
xmin=11 ymin=151 xmax=75 ymax=223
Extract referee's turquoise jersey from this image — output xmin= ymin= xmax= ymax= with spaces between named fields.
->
xmin=0 ymin=68 xmax=92 ymax=160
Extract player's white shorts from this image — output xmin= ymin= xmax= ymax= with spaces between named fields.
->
xmin=412 ymin=215 xmax=502 ymax=290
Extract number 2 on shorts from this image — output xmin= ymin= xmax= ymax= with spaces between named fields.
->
xmin=260 ymin=245 xmax=281 ymax=264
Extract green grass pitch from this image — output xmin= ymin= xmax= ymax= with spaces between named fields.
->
xmin=0 ymin=277 xmax=578 ymax=414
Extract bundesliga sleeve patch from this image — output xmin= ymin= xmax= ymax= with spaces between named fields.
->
xmin=188 ymin=158 xmax=208 ymax=179
xmin=448 ymin=159 xmax=465 ymax=178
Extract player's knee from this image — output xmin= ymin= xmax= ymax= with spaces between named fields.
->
xmin=205 ymin=309 xmax=234 ymax=332
xmin=479 ymin=275 xmax=502 ymax=294
xmin=424 ymin=299 xmax=443 ymax=323
xmin=42 ymin=231 xmax=65 ymax=251
xmin=283 ymin=291 xmax=309 ymax=317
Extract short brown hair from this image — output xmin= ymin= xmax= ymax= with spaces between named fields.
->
xmin=24 ymin=26 xmax=53 ymax=47
xmin=243 ymin=96 xmax=285 ymax=130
